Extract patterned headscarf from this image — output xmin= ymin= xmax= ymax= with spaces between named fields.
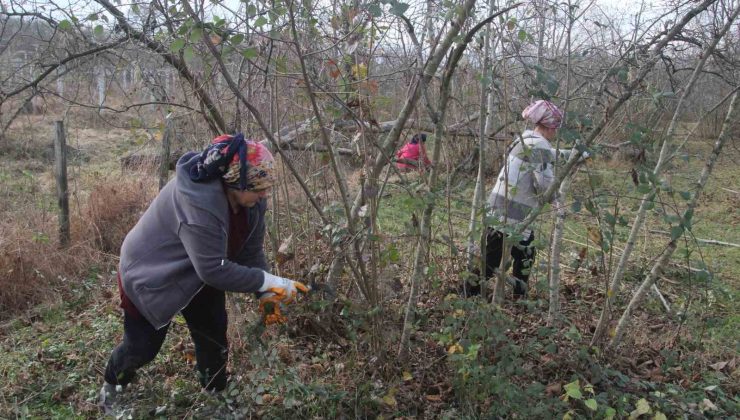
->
xmin=189 ymin=133 xmax=276 ymax=191
xmin=522 ymin=100 xmax=563 ymax=129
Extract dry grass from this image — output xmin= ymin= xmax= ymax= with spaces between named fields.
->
xmin=0 ymin=176 xmax=156 ymax=320
xmin=83 ymin=177 xmax=156 ymax=254
xmin=0 ymin=217 xmax=93 ymax=319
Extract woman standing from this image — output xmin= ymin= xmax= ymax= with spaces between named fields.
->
xmin=464 ymin=100 xmax=574 ymax=298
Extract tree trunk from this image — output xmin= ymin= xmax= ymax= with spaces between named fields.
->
xmin=397 ymin=5 xmax=516 ymax=359
xmin=158 ymin=117 xmax=174 ymax=190
xmin=546 ymin=0 xmax=576 ymax=325
xmin=54 ymin=121 xmax=70 ymax=247
xmin=591 ymin=5 xmax=737 ymax=345
xmin=609 ymin=90 xmax=738 ymax=349
xmin=334 ymin=0 xmax=498 ymax=290
xmin=547 ymin=176 xmax=573 ymax=325
xmin=97 ymin=66 xmax=106 ymax=108
xmin=466 ymin=0 xmax=498 ymax=290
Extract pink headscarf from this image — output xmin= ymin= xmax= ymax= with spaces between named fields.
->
xmin=522 ymin=100 xmax=563 ymax=129
xmin=221 ymin=139 xmax=275 ymax=191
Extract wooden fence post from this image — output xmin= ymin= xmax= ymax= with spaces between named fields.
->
xmin=97 ymin=66 xmax=106 ymax=108
xmin=159 ymin=117 xmax=174 ymax=190
xmin=54 ymin=121 xmax=70 ymax=246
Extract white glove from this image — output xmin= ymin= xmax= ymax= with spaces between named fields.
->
xmin=259 ymin=271 xmax=309 ymax=301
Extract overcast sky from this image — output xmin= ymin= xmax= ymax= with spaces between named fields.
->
xmin=14 ymin=0 xmax=655 ymax=20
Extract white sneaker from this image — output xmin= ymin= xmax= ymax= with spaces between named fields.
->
xmin=98 ymin=382 xmax=121 ymax=416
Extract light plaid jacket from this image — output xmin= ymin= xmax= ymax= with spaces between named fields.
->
xmin=487 ymin=130 xmax=571 ymax=235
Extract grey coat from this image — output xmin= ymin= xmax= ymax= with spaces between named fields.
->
xmin=119 ymin=152 xmax=268 ymax=329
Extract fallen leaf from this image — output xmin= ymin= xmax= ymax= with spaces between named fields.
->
xmin=578 ymin=247 xmax=587 ymax=260
xmin=276 ymin=343 xmax=293 ymax=363
xmin=709 ymin=361 xmax=728 ymax=371
xmin=629 ymin=398 xmax=651 ymax=419
xmin=648 ymin=368 xmax=666 ymax=383
xmin=425 ymin=394 xmax=442 ymax=402
xmin=448 ymin=343 xmax=463 ymax=354
xmin=276 ymin=235 xmax=294 ymax=264
xmin=587 ymin=226 xmax=602 ymax=245
xmin=545 ymin=382 xmax=562 ymax=396
xmin=182 ymin=349 xmax=195 ymax=364
xmin=402 ymin=371 xmax=413 ymax=381
xmin=310 ymin=363 xmax=324 ymax=374
xmin=699 ymin=398 xmax=717 ymax=412
xmin=172 ymin=339 xmax=185 ymax=352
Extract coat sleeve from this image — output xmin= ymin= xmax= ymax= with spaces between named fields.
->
xmin=234 ymin=200 xmax=269 ymax=271
xmin=530 ymin=147 xmax=556 ymax=199
xmin=178 ymin=222 xmax=266 ymax=292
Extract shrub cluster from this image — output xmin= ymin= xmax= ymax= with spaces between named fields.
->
xmin=85 ymin=179 xmax=154 ymax=254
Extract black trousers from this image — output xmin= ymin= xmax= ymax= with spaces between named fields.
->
xmin=465 ymin=228 xmax=536 ymax=297
xmin=104 ymin=285 xmax=229 ymax=391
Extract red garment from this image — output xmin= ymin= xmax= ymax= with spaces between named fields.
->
xmin=227 ymin=205 xmax=250 ymax=260
xmin=117 ymin=273 xmax=143 ymax=319
xmin=395 ymin=142 xmax=431 ymax=171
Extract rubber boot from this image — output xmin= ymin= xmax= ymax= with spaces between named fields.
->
xmin=509 ymin=276 xmax=528 ymax=299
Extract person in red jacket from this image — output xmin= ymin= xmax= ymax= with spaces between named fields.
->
xmin=395 ymin=133 xmax=431 ymax=172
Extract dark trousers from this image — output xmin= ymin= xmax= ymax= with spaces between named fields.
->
xmin=465 ymin=228 xmax=536 ymax=297
xmin=104 ymin=285 xmax=229 ymax=391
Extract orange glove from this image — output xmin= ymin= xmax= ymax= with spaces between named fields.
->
xmin=259 ymin=272 xmax=310 ymax=301
xmin=257 ymin=281 xmax=310 ymax=326
xmin=258 ymin=293 xmax=288 ymax=325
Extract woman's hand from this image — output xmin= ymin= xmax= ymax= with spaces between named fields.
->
xmin=259 ymin=271 xmax=310 ymax=302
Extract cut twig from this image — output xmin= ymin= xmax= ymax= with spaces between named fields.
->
xmin=651 ymin=284 xmax=671 ymax=313
xmin=649 ymin=230 xmax=740 ymax=248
